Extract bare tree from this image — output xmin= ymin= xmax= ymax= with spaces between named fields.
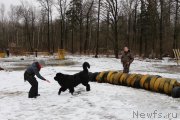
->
xmin=132 ymin=0 xmax=138 ymax=51
xmin=56 ymin=0 xmax=67 ymax=49
xmin=0 ymin=4 xmax=6 ymax=48
xmin=37 ymin=0 xmax=54 ymax=52
xmin=8 ymin=5 xmax=21 ymax=46
xmin=18 ymin=1 xmax=34 ymax=52
xmin=106 ymin=0 xmax=120 ymax=58
xmin=84 ymin=0 xmax=94 ymax=53
xmin=122 ymin=0 xmax=134 ymax=48
xmin=159 ymin=0 xmax=164 ymax=58
xmin=173 ymin=0 xmax=179 ymax=49
xmin=95 ymin=0 xmax=101 ymax=58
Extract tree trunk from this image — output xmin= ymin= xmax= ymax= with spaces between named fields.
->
xmin=84 ymin=15 xmax=89 ymax=54
xmin=79 ymin=0 xmax=83 ymax=54
xmin=47 ymin=3 xmax=51 ymax=52
xmin=173 ymin=0 xmax=178 ymax=49
xmin=139 ymin=0 xmax=145 ymax=57
xmin=132 ymin=1 xmax=137 ymax=51
xmin=50 ymin=9 xmax=54 ymax=53
xmin=106 ymin=10 xmax=109 ymax=56
xmin=114 ymin=0 xmax=119 ymax=59
xmin=159 ymin=0 xmax=164 ymax=59
xmin=71 ymin=28 xmax=74 ymax=54
xmin=95 ymin=0 xmax=101 ymax=58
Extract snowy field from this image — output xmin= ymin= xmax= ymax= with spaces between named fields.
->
xmin=0 ymin=55 xmax=180 ymax=120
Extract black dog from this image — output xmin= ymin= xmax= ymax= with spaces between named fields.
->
xmin=54 ymin=62 xmax=90 ymax=95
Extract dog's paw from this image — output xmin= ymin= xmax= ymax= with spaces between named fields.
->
xmin=86 ymin=89 xmax=90 ymax=91
xmin=86 ymin=87 xmax=90 ymax=91
xmin=58 ymin=92 xmax=61 ymax=95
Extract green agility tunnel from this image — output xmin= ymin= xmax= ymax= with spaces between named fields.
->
xmin=91 ymin=71 xmax=180 ymax=98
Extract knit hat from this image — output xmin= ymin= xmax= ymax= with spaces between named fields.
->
xmin=38 ymin=60 xmax=45 ymax=66
xmin=37 ymin=63 xmax=42 ymax=70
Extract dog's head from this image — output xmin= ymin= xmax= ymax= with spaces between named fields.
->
xmin=83 ymin=62 xmax=90 ymax=71
xmin=54 ymin=73 xmax=64 ymax=81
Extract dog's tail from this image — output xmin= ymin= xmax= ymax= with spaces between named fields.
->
xmin=83 ymin=62 xmax=90 ymax=71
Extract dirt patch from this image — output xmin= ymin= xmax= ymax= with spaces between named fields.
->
xmin=0 ymin=91 xmax=25 ymax=99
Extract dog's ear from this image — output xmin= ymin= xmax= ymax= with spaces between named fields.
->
xmin=86 ymin=62 xmax=90 ymax=68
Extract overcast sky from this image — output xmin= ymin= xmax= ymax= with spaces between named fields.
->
xmin=0 ymin=0 xmax=20 ymax=8
xmin=0 ymin=0 xmax=38 ymax=14
xmin=0 ymin=0 xmax=60 ymax=18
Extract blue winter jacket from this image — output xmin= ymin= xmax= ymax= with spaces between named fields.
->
xmin=25 ymin=62 xmax=46 ymax=80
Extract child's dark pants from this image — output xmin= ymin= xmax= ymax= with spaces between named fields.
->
xmin=24 ymin=72 xmax=38 ymax=98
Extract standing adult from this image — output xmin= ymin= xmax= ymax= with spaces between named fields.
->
xmin=121 ymin=47 xmax=134 ymax=73
xmin=6 ymin=48 xmax=10 ymax=57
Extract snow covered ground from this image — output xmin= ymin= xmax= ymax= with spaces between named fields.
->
xmin=0 ymin=55 xmax=180 ymax=120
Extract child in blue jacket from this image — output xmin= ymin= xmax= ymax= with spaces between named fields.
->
xmin=24 ymin=61 xmax=50 ymax=98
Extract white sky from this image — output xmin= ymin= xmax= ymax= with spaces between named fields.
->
xmin=0 ymin=0 xmax=20 ymax=8
xmin=0 ymin=0 xmax=59 ymax=19
xmin=0 ymin=0 xmax=37 ymax=11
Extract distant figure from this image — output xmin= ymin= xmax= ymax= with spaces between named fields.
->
xmin=24 ymin=61 xmax=50 ymax=98
xmin=121 ymin=47 xmax=134 ymax=73
xmin=0 ymin=67 xmax=4 ymax=71
xmin=35 ymin=49 xmax=38 ymax=57
xmin=50 ymin=50 xmax=54 ymax=55
xmin=6 ymin=48 xmax=9 ymax=57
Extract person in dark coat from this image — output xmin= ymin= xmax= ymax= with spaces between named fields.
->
xmin=24 ymin=61 xmax=50 ymax=98
xmin=121 ymin=47 xmax=134 ymax=73
xmin=6 ymin=48 xmax=10 ymax=57
xmin=35 ymin=49 xmax=38 ymax=57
